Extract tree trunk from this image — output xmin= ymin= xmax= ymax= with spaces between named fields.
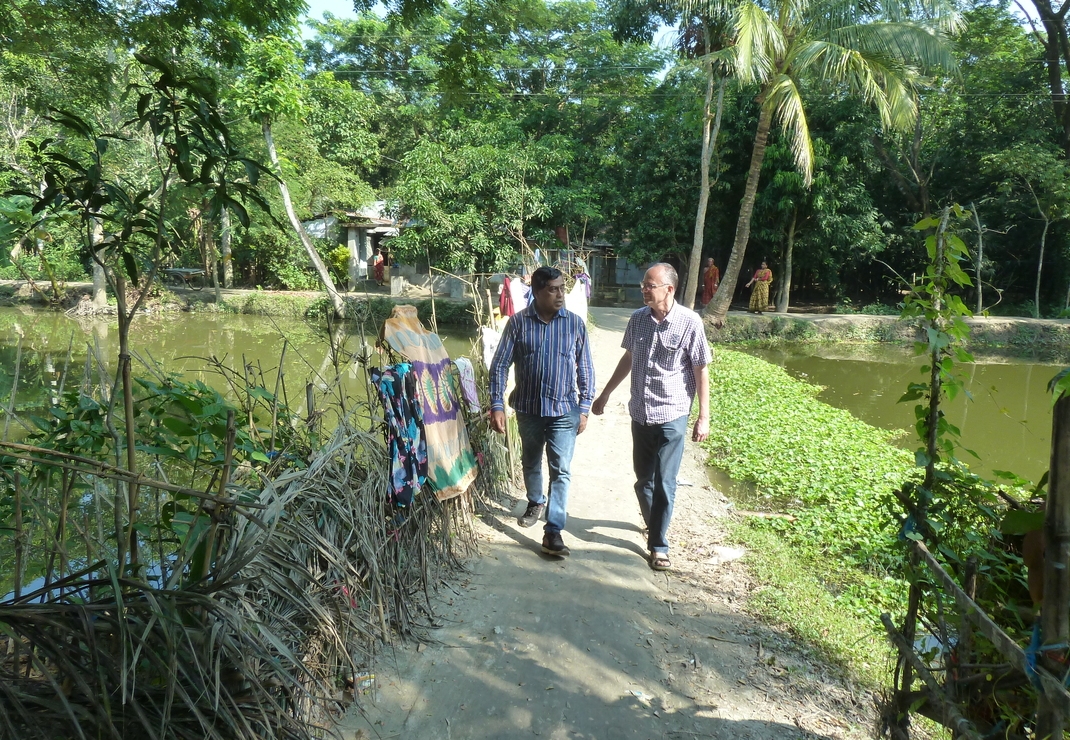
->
xmin=1030 ymin=181 xmax=1049 ymax=319
xmin=220 ymin=206 xmax=233 ymax=288
xmin=1030 ymin=0 xmax=1070 ymax=158
xmin=970 ymin=202 xmax=983 ymax=314
xmin=775 ymin=208 xmax=797 ymax=313
xmin=112 ymin=269 xmax=139 ymax=571
xmin=1036 ymin=217 xmax=1048 ymax=319
xmin=91 ymin=218 xmax=107 ymax=308
xmin=262 ymin=120 xmax=346 ymax=319
xmin=683 ymin=42 xmax=725 ymax=309
xmin=704 ymin=98 xmax=774 ymax=324
xmin=202 ymin=198 xmax=221 ymax=304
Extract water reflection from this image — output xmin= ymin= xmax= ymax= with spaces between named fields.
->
xmin=744 ymin=343 xmax=1056 ymax=483
xmin=0 ymin=306 xmax=476 ymax=420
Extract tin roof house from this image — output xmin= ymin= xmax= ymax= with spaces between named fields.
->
xmin=303 ymin=203 xmax=398 ymax=290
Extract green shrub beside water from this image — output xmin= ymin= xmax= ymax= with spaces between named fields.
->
xmin=704 ymin=349 xmax=916 ymax=679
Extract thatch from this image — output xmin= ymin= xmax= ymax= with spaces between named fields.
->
xmin=0 ymin=414 xmax=477 ymax=740
xmin=0 ymin=303 xmax=512 ymax=740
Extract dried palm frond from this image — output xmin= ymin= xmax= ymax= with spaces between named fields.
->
xmin=0 ymin=373 xmax=477 ymax=740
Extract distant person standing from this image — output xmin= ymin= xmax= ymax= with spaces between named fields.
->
xmin=701 ymin=257 xmax=720 ymax=306
xmin=372 ymin=248 xmax=386 ymax=287
xmin=746 ymin=260 xmax=772 ymax=313
xmin=592 ymin=263 xmax=710 ymax=571
xmin=489 ymin=267 xmax=595 ymax=557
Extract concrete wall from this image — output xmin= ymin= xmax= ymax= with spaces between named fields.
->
xmin=390 ymin=270 xmax=469 ymax=298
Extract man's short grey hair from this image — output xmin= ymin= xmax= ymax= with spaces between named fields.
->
xmin=649 ymin=262 xmax=678 ymax=288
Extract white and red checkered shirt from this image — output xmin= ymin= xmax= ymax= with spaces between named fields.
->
xmin=622 ymin=303 xmax=711 ymax=425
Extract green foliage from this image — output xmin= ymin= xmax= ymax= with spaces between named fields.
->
xmin=326 ymin=243 xmax=351 ymax=286
xmin=857 ymin=303 xmax=901 ymax=315
xmin=6 ymin=57 xmax=270 ymax=298
xmin=704 ymin=350 xmax=915 ymax=574
xmin=702 ymin=348 xmax=916 ymax=674
xmin=899 ymin=206 xmax=976 ymax=472
xmin=391 ymin=120 xmax=571 ymax=271
xmin=234 ymin=36 xmax=305 ymax=124
xmin=753 ymin=134 xmax=886 ymax=302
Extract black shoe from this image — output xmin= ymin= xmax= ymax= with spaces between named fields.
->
xmin=542 ymin=532 xmax=570 ymax=557
xmin=518 ymin=503 xmax=545 ymax=528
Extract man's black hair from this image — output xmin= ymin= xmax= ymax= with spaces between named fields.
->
xmin=531 ymin=266 xmax=563 ymax=293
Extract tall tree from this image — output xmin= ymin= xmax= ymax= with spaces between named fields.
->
xmin=984 ymin=143 xmax=1070 ymax=318
xmin=680 ymin=18 xmax=730 ymax=308
xmin=235 ymin=36 xmax=347 ymax=319
xmin=1022 ymin=0 xmax=1070 ymax=159
xmin=700 ymin=0 xmax=958 ymax=324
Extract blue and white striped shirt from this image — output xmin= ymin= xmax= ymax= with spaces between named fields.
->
xmin=489 ymin=304 xmax=595 ymax=417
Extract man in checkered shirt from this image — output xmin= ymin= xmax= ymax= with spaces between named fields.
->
xmin=592 ymin=263 xmax=711 ymax=572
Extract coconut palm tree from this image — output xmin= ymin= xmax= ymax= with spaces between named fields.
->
xmin=699 ymin=0 xmax=960 ymax=323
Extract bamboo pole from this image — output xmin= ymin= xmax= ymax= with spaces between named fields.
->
xmin=1037 ymin=395 xmax=1070 ymax=737
xmin=881 ymin=613 xmax=983 ymax=740
xmin=912 ymin=539 xmax=1070 ymax=715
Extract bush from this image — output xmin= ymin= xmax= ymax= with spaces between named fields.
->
xmin=857 ymin=302 xmax=901 ymax=315
xmin=327 ymin=244 xmax=350 ymax=286
xmin=0 ymin=243 xmax=89 ymax=282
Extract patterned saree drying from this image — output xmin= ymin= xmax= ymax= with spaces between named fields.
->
xmin=371 ymin=363 xmax=427 ymax=508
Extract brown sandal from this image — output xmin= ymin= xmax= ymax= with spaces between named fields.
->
xmin=650 ymin=553 xmax=671 ymax=571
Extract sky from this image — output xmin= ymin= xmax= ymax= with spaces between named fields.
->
xmin=303 ymin=0 xmax=359 ymax=22
xmin=300 ymin=0 xmax=359 ymax=37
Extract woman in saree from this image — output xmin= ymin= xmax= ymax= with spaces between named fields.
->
xmin=746 ymin=261 xmax=773 ymax=313
xmin=372 ymin=248 xmax=385 ymax=286
xmin=701 ymin=257 xmax=720 ymax=306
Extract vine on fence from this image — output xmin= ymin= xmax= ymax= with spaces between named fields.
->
xmin=885 ymin=205 xmax=1060 ymax=737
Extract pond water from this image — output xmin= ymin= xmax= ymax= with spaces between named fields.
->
xmin=740 ymin=343 xmax=1057 ymax=484
xmin=0 ymin=306 xmax=476 ymax=419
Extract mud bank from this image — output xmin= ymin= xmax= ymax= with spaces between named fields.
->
xmin=710 ymin=311 xmax=1070 ymax=356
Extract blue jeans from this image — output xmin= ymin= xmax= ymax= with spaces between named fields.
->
xmin=515 ymin=407 xmax=580 ymax=534
xmin=632 ymin=414 xmax=688 ymax=554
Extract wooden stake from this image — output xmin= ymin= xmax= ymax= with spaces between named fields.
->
xmin=1038 ymin=395 xmax=1070 ymax=737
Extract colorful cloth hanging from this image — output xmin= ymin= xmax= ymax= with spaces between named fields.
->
xmin=371 ymin=363 xmax=427 ymax=508
xmin=382 ymin=305 xmax=479 ymax=501
xmin=564 ymin=279 xmax=589 ymax=323
xmin=574 ymin=272 xmax=592 ymax=299
xmin=453 ymin=357 xmax=481 ymax=413
xmin=499 ymin=279 xmax=515 ymax=317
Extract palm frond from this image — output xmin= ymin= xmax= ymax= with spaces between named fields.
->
xmin=792 ymin=39 xmax=918 ymax=130
xmin=764 ymin=74 xmax=815 ymax=185
xmin=679 ymin=0 xmax=737 ymax=23
xmin=734 ymin=0 xmax=784 ymax=84
xmin=803 ymin=0 xmax=961 ymax=37
xmin=874 ymin=0 xmax=963 ymax=33
xmin=702 ymin=46 xmax=739 ymax=77
xmin=827 ymin=22 xmax=957 ymax=73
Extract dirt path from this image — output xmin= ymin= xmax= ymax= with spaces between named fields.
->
xmin=338 ymin=307 xmax=874 ymax=740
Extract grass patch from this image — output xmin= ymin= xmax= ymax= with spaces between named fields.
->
xmin=703 ymin=349 xmax=916 ymax=680
xmin=214 ymin=291 xmax=320 ymax=318
xmin=728 ymin=521 xmax=892 ymax=686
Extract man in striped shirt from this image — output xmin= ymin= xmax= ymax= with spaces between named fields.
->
xmin=592 ymin=263 xmax=711 ymax=572
xmin=490 ymin=266 xmax=595 ymax=557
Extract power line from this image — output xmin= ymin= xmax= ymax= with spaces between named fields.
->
xmin=325 ymin=66 xmax=665 ymax=74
